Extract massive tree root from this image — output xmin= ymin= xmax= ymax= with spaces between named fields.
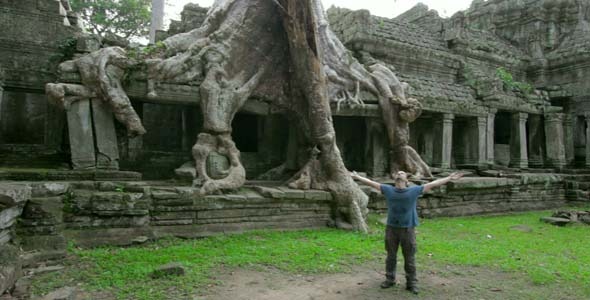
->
xmin=277 ymin=0 xmax=369 ymax=232
xmin=48 ymin=47 xmax=146 ymax=137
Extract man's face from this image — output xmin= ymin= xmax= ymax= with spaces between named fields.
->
xmin=392 ymin=171 xmax=408 ymax=182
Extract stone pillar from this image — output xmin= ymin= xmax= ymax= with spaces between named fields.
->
xmin=66 ymin=99 xmax=96 ymax=169
xmin=544 ymin=113 xmax=566 ymax=168
xmin=433 ymin=113 xmax=454 ymax=169
xmin=366 ymin=118 xmax=388 ymax=177
xmin=476 ymin=116 xmax=487 ymax=167
xmin=91 ymin=99 xmax=119 ymax=169
xmin=527 ymin=114 xmax=544 ymax=168
xmin=486 ymin=110 xmax=495 ymax=165
xmin=563 ymin=114 xmax=575 ymax=166
xmin=509 ymin=112 xmax=528 ymax=169
xmin=586 ymin=114 xmax=590 ymax=168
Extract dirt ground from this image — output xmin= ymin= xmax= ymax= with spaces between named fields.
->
xmin=196 ymin=260 xmax=582 ymax=300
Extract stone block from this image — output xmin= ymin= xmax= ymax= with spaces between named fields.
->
xmin=277 ymin=187 xmax=305 ymax=199
xmin=197 ymin=208 xmax=281 ymax=219
xmin=252 ymin=186 xmax=284 ymax=199
xmin=152 ymin=219 xmax=194 ymax=226
xmin=151 ymin=211 xmax=195 ymax=221
xmin=1 ymin=206 xmax=23 ymax=232
xmin=91 ymin=192 xmax=148 ymax=212
xmin=30 ymin=183 xmax=70 ymax=197
xmin=151 ymin=191 xmax=181 ymax=200
xmin=38 ymin=286 xmax=78 ymax=300
xmin=76 ymin=35 xmax=100 ymax=53
xmin=90 ymin=216 xmax=150 ymax=228
xmin=540 ymin=217 xmax=571 ymax=226
xmin=21 ymin=196 xmax=64 ymax=221
xmin=92 ymin=99 xmax=119 ymax=169
xmin=0 ymin=244 xmax=22 ymax=296
xmin=65 ymin=227 xmax=155 ymax=248
xmin=304 ymin=190 xmax=331 ymax=201
xmin=149 ymin=263 xmax=185 ymax=279
xmin=66 ymin=99 xmax=96 ymax=169
xmin=0 ymin=229 xmax=11 ymax=245
xmin=0 ymin=184 xmax=31 ymax=206
xmin=94 ymin=209 xmax=149 ymax=217
xmin=448 ymin=178 xmax=518 ymax=190
xmin=152 ymin=198 xmax=193 ymax=207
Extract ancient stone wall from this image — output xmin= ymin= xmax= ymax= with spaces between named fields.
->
xmin=0 ymin=184 xmax=31 ymax=296
xmin=56 ymin=182 xmax=333 ymax=247
xmin=367 ymin=174 xmax=570 ymax=217
xmin=0 ymin=0 xmax=79 ymax=167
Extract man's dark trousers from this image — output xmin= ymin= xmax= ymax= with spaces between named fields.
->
xmin=385 ymin=226 xmax=417 ymax=287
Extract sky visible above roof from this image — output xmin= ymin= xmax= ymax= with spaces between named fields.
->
xmin=164 ymin=0 xmax=473 ymax=28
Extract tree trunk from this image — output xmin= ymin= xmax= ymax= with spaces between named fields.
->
xmin=278 ymin=0 xmax=368 ymax=232
xmin=149 ymin=0 xmax=165 ymax=44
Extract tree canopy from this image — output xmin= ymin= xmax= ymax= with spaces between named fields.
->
xmin=69 ymin=0 xmax=152 ymax=39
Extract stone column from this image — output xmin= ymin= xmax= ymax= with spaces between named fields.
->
xmin=544 ymin=113 xmax=566 ymax=168
xmin=527 ymin=114 xmax=544 ymax=168
xmin=509 ymin=112 xmax=528 ymax=169
xmin=476 ymin=116 xmax=487 ymax=167
xmin=586 ymin=114 xmax=590 ymax=168
xmin=486 ymin=110 xmax=495 ymax=165
xmin=563 ymin=114 xmax=575 ymax=166
xmin=66 ymin=99 xmax=96 ymax=169
xmin=91 ymin=99 xmax=119 ymax=169
xmin=433 ymin=113 xmax=454 ymax=169
xmin=365 ymin=118 xmax=388 ymax=177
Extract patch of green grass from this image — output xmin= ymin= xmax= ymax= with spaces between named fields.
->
xmin=417 ymin=210 xmax=590 ymax=290
xmin=31 ymin=209 xmax=590 ymax=299
xmin=33 ymin=229 xmax=383 ymax=299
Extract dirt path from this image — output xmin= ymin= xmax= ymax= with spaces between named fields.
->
xmin=197 ymin=260 xmax=581 ymax=300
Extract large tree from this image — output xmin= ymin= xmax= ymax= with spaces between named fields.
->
xmin=51 ymin=0 xmax=432 ymax=232
xmin=70 ymin=0 xmax=152 ymax=39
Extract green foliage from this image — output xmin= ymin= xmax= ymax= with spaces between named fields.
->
xmin=141 ymin=40 xmax=166 ymax=57
xmin=49 ymin=37 xmax=78 ymax=64
xmin=30 ymin=210 xmax=590 ymax=299
xmin=69 ymin=0 xmax=152 ymax=39
xmin=496 ymin=67 xmax=534 ymax=96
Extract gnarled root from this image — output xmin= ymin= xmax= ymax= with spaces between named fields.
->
xmin=192 ymin=132 xmax=246 ymax=195
xmin=390 ymin=146 xmax=432 ymax=178
xmin=45 ymin=83 xmax=96 ymax=110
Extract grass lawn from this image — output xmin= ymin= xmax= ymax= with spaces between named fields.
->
xmin=31 ymin=209 xmax=590 ymax=299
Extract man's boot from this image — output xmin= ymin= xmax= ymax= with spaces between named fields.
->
xmin=406 ymin=276 xmax=418 ymax=294
xmin=380 ymin=279 xmax=395 ymax=289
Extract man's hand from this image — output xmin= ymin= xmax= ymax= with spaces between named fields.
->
xmin=349 ymin=171 xmax=381 ymax=191
xmin=448 ymin=172 xmax=464 ymax=181
xmin=424 ymin=171 xmax=465 ymax=193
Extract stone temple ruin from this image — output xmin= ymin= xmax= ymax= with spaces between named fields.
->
xmin=1 ymin=0 xmax=590 ymax=296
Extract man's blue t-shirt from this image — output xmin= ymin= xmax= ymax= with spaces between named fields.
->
xmin=380 ymin=184 xmax=424 ymax=228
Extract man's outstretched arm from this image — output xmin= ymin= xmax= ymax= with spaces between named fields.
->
xmin=350 ymin=171 xmax=381 ymax=191
xmin=423 ymin=172 xmax=464 ymax=193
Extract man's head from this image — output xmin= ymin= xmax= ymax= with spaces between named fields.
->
xmin=392 ymin=171 xmax=409 ymax=187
